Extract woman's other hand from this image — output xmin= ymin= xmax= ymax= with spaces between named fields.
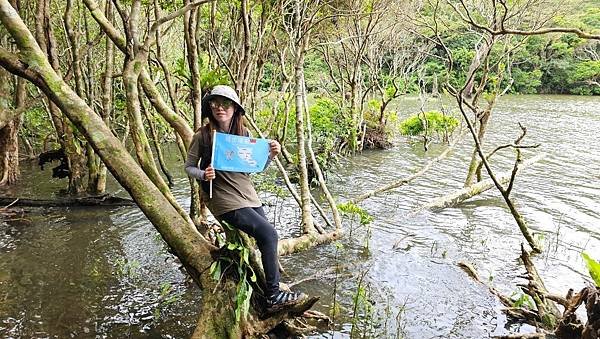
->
xmin=269 ymin=140 xmax=281 ymax=159
xmin=204 ymin=165 xmax=215 ymax=181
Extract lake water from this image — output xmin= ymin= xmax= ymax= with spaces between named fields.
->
xmin=1 ymin=95 xmax=599 ymax=338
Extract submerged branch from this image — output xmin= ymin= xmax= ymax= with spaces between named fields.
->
xmin=411 ymin=153 xmax=546 ymax=213
xmin=0 ymin=195 xmax=135 ymax=207
xmin=351 ymin=130 xmax=465 ymax=204
xmin=278 ymin=231 xmax=339 ymax=256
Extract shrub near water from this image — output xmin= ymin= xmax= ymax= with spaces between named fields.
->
xmin=399 ymin=111 xmax=459 ymax=140
xmin=307 ymin=97 xmax=351 ymax=169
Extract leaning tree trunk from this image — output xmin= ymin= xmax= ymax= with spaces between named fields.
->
xmin=413 ymin=153 xmax=546 ymax=213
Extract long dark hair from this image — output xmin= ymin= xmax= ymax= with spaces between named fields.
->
xmin=200 ymin=103 xmax=248 ymax=153
xmin=204 ymin=104 xmax=247 ymax=136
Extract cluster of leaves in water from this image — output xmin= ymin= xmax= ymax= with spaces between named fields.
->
xmin=511 ymin=292 xmax=535 ymax=309
xmin=398 ymin=111 xmax=459 ymax=139
xmin=114 ymin=258 xmax=141 ymax=279
xmin=337 ymin=202 xmax=373 ymax=226
xmin=153 ymin=282 xmax=183 ymax=321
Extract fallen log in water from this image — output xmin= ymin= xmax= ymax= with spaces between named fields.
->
xmin=412 ymin=153 xmax=546 ymax=213
xmin=351 ymin=130 xmax=465 ymax=204
xmin=278 ymin=231 xmax=340 ymax=256
xmin=0 ymin=195 xmax=135 ymax=207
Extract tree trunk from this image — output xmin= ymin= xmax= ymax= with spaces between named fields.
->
xmin=464 ymin=110 xmax=491 ymax=186
xmin=96 ymin=0 xmax=114 ymax=194
xmin=139 ymin=86 xmax=174 ymax=188
xmin=39 ymin=0 xmax=87 ymax=195
xmin=183 ymin=1 xmax=202 ymax=130
xmin=302 ymin=73 xmax=342 ymax=231
xmin=82 ymin=0 xmax=194 ymax=147
xmin=292 ymin=1 xmax=315 ymax=234
xmin=0 ymin=63 xmax=22 ymax=186
xmin=0 ymin=1 xmax=227 ymax=326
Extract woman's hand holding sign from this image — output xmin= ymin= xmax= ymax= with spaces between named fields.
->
xmin=269 ymin=140 xmax=281 ymax=159
xmin=204 ymin=165 xmax=215 ymax=181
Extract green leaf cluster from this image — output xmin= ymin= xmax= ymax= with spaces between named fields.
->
xmin=398 ymin=111 xmax=459 ymax=138
xmin=174 ymin=53 xmax=231 ymax=94
xmin=307 ymin=97 xmax=352 ymax=169
xmin=209 ymin=221 xmax=258 ymax=324
xmin=582 ymin=252 xmax=600 ymax=287
xmin=337 ymin=202 xmax=373 ymax=225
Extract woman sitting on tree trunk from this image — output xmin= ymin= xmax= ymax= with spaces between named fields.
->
xmin=185 ymin=85 xmax=306 ymax=311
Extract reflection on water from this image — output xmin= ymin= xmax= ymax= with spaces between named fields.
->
xmin=1 ymin=95 xmax=599 ymax=338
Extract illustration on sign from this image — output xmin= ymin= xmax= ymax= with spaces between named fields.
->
xmin=212 ymin=132 xmax=270 ymax=173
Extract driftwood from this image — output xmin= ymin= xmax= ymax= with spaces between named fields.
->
xmin=555 ymin=285 xmax=600 ymax=339
xmin=412 ymin=153 xmax=546 ymax=213
xmin=351 ymin=130 xmax=465 ymax=204
xmin=460 ymin=252 xmax=600 ymax=339
xmin=0 ymin=195 xmax=135 ymax=207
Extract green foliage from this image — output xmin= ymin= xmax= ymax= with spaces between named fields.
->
xmin=582 ymin=252 xmax=600 ymax=287
xmin=307 ymin=97 xmax=352 ymax=169
xmin=174 ymin=53 xmax=231 ymax=94
xmin=351 ymin=282 xmax=373 ymax=336
xmin=337 ymin=202 xmax=373 ymax=225
xmin=568 ymin=61 xmax=600 ymax=95
xmin=253 ymin=170 xmax=287 ymax=197
xmin=511 ymin=69 xmax=543 ymax=94
xmin=417 ymin=0 xmax=600 ymax=96
xmin=399 ymin=111 xmax=459 ymax=138
xmin=153 ymin=282 xmax=183 ymax=320
xmin=114 ymin=258 xmax=140 ymax=279
xmin=210 ymin=221 xmax=258 ymax=324
xmin=511 ymin=292 xmax=535 ymax=309
xmin=20 ymin=106 xmax=55 ymax=151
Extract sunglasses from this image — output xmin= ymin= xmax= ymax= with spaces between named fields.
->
xmin=209 ymin=98 xmax=234 ymax=109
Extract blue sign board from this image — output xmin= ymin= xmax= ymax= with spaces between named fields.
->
xmin=212 ymin=132 xmax=270 ymax=173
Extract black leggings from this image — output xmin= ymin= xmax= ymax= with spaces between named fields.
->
xmin=219 ymin=206 xmax=280 ymax=297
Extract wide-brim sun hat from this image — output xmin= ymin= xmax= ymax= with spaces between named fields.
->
xmin=201 ymin=85 xmax=245 ymax=119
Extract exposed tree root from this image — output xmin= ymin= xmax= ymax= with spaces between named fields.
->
xmin=192 ymin=278 xmax=319 ymax=339
xmin=459 ymin=252 xmax=600 ymax=339
xmin=362 ymin=124 xmax=392 ymax=150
